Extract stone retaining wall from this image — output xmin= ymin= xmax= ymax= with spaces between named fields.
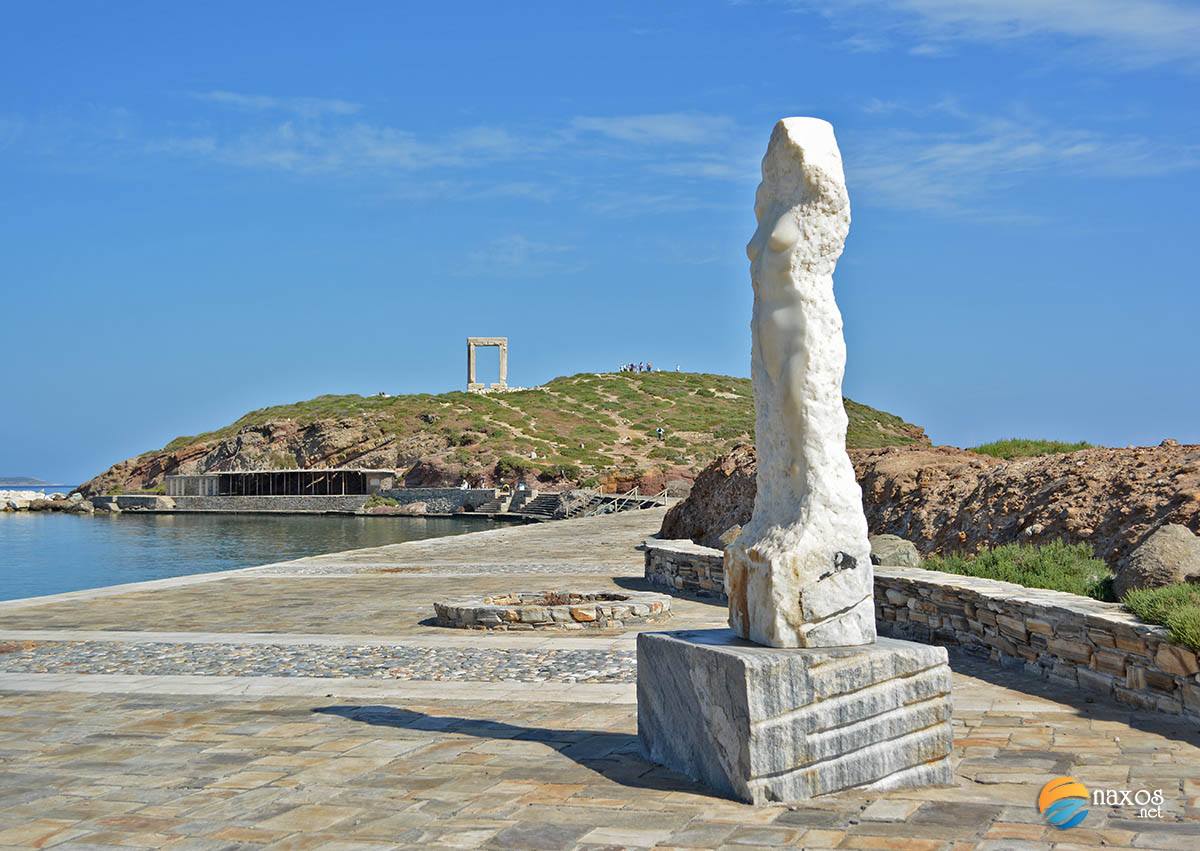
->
xmin=380 ymin=488 xmax=497 ymax=513
xmin=643 ymin=539 xmax=1200 ymax=724
xmin=644 ymin=539 xmax=725 ymax=597
xmin=93 ymin=495 xmax=176 ymax=511
xmin=171 ymin=495 xmax=371 ymax=513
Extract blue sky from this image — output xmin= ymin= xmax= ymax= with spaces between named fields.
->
xmin=3 ymin=1 xmax=1198 ymax=484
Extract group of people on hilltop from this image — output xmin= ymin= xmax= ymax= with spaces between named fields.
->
xmin=620 ymin=361 xmax=654 ymax=374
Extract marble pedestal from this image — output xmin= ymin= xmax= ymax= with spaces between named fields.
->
xmin=636 ymin=629 xmax=954 ymax=804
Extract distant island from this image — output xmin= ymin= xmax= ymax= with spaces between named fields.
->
xmin=0 ymin=476 xmax=58 ymax=487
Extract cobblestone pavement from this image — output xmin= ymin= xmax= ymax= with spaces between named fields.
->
xmin=0 ymin=641 xmax=636 ymax=683
xmin=1 ymin=509 xmax=1199 ymax=848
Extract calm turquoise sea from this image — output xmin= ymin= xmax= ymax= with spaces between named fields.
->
xmin=0 ymin=512 xmax=495 ymax=602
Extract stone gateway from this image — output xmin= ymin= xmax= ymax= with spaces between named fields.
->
xmin=466 ymin=336 xmax=509 ymax=393
xmin=637 ymin=117 xmax=954 ymax=803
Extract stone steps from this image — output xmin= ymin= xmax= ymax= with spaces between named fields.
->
xmin=516 ymin=494 xmax=560 ymax=518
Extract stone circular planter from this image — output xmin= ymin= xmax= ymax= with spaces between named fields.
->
xmin=433 ymin=590 xmax=672 ymax=631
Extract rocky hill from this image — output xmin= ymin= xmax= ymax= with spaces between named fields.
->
xmin=661 ymin=441 xmax=1200 ymax=568
xmin=79 ymin=372 xmax=927 ymax=496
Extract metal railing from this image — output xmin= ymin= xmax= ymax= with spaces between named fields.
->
xmin=572 ymin=485 xmax=669 ymax=519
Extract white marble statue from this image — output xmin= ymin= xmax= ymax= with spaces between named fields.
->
xmin=725 ymin=117 xmax=876 ymax=649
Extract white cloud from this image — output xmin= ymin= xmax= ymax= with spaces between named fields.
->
xmin=144 ymin=104 xmax=744 ymax=218
xmin=160 ymin=98 xmax=1193 ymax=220
xmin=586 ymin=190 xmax=725 ymax=217
xmin=649 ymin=158 xmax=752 ymax=181
xmin=191 ymin=90 xmax=362 ymax=118
xmin=152 ymin=121 xmax=524 ymax=174
xmin=847 ymin=107 xmax=1200 ymax=214
xmin=458 ymin=235 xmax=581 ymax=278
xmin=789 ymin=0 xmax=1200 ymax=67
xmin=383 ymin=179 xmax=556 ymax=203
xmin=570 ymin=113 xmax=735 ymax=145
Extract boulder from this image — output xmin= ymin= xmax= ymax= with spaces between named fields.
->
xmin=364 ymin=505 xmax=403 ymax=515
xmin=869 ymin=534 xmax=921 ymax=568
xmin=1115 ymin=525 xmax=1200 ymax=598
xmin=660 ymin=445 xmax=757 ymax=549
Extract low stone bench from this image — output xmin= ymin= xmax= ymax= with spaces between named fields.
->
xmin=644 ymin=538 xmax=1200 ymax=724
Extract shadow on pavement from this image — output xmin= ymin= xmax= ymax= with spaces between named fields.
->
xmin=312 ymin=703 xmax=713 ymax=796
xmin=611 ymin=575 xmax=726 ymax=607
xmin=946 ymin=648 xmax=1200 ymax=747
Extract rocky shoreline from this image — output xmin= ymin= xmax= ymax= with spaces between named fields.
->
xmin=1 ymin=490 xmax=94 ymax=514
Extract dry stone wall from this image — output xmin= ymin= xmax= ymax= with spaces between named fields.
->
xmin=644 ymin=539 xmax=726 ymax=598
xmin=172 ymin=495 xmax=370 ymax=513
xmin=380 ymin=488 xmax=496 ymax=513
xmin=644 ymin=539 xmax=1200 ymax=724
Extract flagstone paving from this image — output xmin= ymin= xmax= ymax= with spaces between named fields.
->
xmin=0 ymin=508 xmax=1197 ymax=848
xmin=0 ymin=663 xmax=1198 ymax=850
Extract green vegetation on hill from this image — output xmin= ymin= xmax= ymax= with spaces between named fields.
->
xmin=1123 ymin=584 xmax=1200 ymax=652
xmin=922 ymin=541 xmax=1115 ymax=601
xmin=970 ymin=438 xmax=1093 ymax=460
xmin=158 ymin=372 xmax=926 ymax=485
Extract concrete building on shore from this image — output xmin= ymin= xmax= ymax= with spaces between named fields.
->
xmin=165 ymin=469 xmax=396 ymax=498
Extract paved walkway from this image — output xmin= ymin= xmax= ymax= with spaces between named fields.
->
xmin=0 ymin=508 xmax=1197 ymax=849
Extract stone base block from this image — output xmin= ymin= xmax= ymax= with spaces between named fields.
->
xmin=637 ymin=629 xmax=954 ymax=803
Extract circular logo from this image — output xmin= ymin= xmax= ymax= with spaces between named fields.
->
xmin=1039 ymin=776 xmax=1089 ymax=830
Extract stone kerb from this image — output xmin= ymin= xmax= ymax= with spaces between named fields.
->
xmin=643 ymin=539 xmax=1200 ymax=723
xmin=434 ymin=590 xmax=672 ymax=631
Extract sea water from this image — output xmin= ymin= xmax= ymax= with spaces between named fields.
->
xmin=0 ymin=511 xmax=495 ymax=601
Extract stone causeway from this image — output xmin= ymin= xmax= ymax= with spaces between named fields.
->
xmin=0 ymin=510 xmax=1195 ymax=849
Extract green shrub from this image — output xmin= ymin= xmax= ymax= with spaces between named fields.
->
xmin=1165 ymin=606 xmax=1200 ymax=652
xmin=1123 ymin=584 xmax=1200 ymax=650
xmin=922 ymin=541 xmax=1114 ymax=600
xmin=540 ymin=463 xmax=582 ymax=481
xmin=268 ymin=453 xmax=294 ymax=470
xmin=494 ymin=455 xmax=534 ymax=480
xmin=442 ymin=430 xmax=480 ymax=447
xmin=363 ymin=495 xmax=400 ymax=509
xmin=970 ymin=438 xmax=1093 ymax=460
xmin=1123 ymin=583 xmax=1200 ymax=624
